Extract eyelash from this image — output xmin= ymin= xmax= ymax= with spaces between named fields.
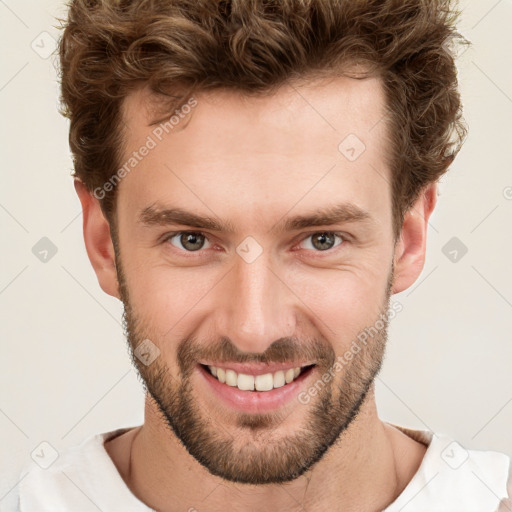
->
xmin=162 ymin=231 xmax=348 ymax=256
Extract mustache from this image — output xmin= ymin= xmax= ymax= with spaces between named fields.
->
xmin=176 ymin=335 xmax=336 ymax=375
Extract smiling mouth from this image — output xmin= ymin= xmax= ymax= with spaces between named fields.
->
xmin=200 ymin=364 xmax=316 ymax=392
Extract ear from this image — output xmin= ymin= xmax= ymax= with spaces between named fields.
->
xmin=74 ymin=179 xmax=120 ymax=299
xmin=392 ymin=183 xmax=438 ymax=294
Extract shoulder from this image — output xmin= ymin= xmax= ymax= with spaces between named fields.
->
xmin=385 ymin=424 xmax=511 ymax=512
xmin=14 ymin=427 xmax=145 ymax=512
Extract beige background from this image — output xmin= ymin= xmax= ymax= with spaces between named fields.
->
xmin=1 ymin=0 xmax=511 ymax=508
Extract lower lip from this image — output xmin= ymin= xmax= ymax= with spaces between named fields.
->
xmin=197 ymin=364 xmax=315 ymax=414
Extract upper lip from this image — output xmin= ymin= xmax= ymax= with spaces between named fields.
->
xmin=199 ymin=361 xmax=315 ymax=376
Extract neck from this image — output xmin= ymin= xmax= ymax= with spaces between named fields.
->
xmin=109 ymin=387 xmax=426 ymax=512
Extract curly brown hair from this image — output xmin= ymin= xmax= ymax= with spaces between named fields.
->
xmin=58 ymin=0 xmax=467 ymax=238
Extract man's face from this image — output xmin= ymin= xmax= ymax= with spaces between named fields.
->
xmin=114 ymin=76 xmax=396 ymax=484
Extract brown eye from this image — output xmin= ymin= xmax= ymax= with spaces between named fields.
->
xmin=168 ymin=232 xmax=210 ymax=252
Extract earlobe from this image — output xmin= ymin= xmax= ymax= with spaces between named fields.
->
xmin=392 ymin=183 xmax=438 ymax=294
xmin=74 ymin=179 xmax=120 ymax=299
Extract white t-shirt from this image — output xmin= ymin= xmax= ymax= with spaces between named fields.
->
xmin=11 ymin=424 xmax=512 ymax=512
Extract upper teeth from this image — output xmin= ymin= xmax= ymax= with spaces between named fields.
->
xmin=208 ymin=365 xmax=301 ymax=392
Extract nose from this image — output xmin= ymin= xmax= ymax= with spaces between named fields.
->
xmin=216 ymin=249 xmax=297 ymax=354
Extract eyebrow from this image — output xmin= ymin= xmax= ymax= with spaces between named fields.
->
xmin=138 ymin=203 xmax=373 ymax=233
xmin=139 ymin=205 xmax=236 ymax=232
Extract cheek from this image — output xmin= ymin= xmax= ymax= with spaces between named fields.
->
xmin=124 ymin=263 xmax=221 ymax=332
xmin=283 ymin=264 xmax=390 ymax=346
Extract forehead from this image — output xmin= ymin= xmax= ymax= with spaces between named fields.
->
xmin=117 ymin=75 xmax=391 ymax=232
xmin=123 ymin=74 xmax=387 ymax=148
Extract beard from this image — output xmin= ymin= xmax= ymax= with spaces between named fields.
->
xmin=115 ymin=248 xmax=392 ymax=485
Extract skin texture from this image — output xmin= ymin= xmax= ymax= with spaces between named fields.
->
xmin=76 ymin=75 xmax=436 ymax=511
